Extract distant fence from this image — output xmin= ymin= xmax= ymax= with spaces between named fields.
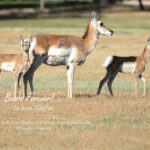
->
xmin=0 ymin=0 xmax=95 ymax=10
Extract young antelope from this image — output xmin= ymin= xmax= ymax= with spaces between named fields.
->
xmin=97 ymin=38 xmax=150 ymax=96
xmin=0 ymin=36 xmax=32 ymax=97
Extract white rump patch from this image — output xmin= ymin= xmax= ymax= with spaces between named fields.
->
xmin=1 ymin=62 xmax=15 ymax=72
xmin=122 ymin=63 xmax=136 ymax=74
xmin=103 ymin=56 xmax=113 ymax=68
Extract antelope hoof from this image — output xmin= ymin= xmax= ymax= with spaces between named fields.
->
xmin=110 ymin=93 xmax=114 ymax=97
xmin=97 ymin=91 xmax=100 ymax=95
xmin=68 ymin=95 xmax=72 ymax=99
xmin=140 ymin=94 xmax=145 ymax=98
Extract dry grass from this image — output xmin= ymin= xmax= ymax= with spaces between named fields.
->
xmin=0 ymin=12 xmax=150 ymax=150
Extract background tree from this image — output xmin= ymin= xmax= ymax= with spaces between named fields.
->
xmin=40 ymin=0 xmax=45 ymax=10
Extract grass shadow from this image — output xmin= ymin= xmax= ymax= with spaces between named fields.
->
xmin=75 ymin=93 xmax=95 ymax=99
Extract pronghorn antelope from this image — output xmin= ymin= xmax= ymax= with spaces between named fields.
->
xmin=97 ymin=38 xmax=150 ymax=96
xmin=0 ymin=36 xmax=32 ymax=97
xmin=24 ymin=11 xmax=113 ymax=98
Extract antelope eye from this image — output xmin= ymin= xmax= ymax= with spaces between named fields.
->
xmin=100 ymin=22 xmax=103 ymax=26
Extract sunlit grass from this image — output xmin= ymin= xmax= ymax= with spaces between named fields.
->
xmin=0 ymin=16 xmax=149 ymax=31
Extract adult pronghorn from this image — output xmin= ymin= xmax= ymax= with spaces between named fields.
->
xmin=24 ymin=11 xmax=113 ymax=98
xmin=97 ymin=38 xmax=150 ymax=96
xmin=0 ymin=36 xmax=32 ymax=97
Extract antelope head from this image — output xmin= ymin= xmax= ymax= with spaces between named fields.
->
xmin=20 ymin=36 xmax=32 ymax=56
xmin=91 ymin=11 xmax=114 ymax=36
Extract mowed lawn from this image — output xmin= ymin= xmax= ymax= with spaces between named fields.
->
xmin=0 ymin=12 xmax=150 ymax=150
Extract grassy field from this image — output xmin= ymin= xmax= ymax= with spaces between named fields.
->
xmin=0 ymin=12 xmax=150 ymax=150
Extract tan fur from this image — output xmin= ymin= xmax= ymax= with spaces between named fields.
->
xmin=121 ymin=41 xmax=150 ymax=96
xmin=0 ymin=54 xmax=27 ymax=71
xmin=135 ymin=46 xmax=149 ymax=74
xmin=34 ymin=34 xmax=86 ymax=61
xmin=32 ymin=18 xmax=113 ymax=63
xmin=0 ymin=36 xmax=31 ymax=97
xmin=134 ymin=42 xmax=150 ymax=96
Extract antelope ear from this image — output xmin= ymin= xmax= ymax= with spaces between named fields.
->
xmin=92 ymin=11 xmax=97 ymax=22
xmin=20 ymin=35 xmax=24 ymax=48
xmin=29 ymin=36 xmax=33 ymax=43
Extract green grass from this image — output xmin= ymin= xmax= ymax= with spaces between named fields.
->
xmin=0 ymin=18 xmax=88 ymax=28
xmin=1 ymin=73 xmax=150 ymax=96
xmin=0 ymin=17 xmax=149 ymax=37
xmin=0 ymin=16 xmax=149 ymax=29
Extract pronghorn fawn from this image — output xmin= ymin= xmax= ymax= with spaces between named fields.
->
xmin=97 ymin=38 xmax=150 ymax=96
xmin=0 ymin=36 xmax=32 ymax=97
xmin=24 ymin=11 xmax=113 ymax=98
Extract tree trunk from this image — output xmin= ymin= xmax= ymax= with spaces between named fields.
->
xmin=139 ymin=0 xmax=144 ymax=11
xmin=40 ymin=0 xmax=45 ymax=10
